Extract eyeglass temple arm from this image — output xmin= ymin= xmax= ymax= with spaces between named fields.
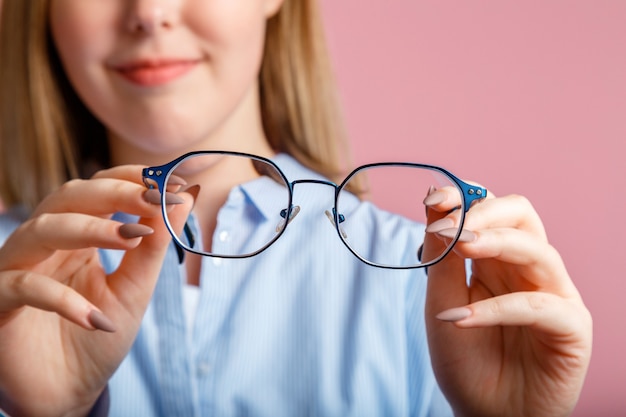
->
xmin=175 ymin=223 xmax=195 ymax=264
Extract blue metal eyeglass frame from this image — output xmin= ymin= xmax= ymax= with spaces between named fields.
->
xmin=142 ymin=150 xmax=487 ymax=269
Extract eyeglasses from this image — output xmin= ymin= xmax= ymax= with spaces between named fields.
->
xmin=142 ymin=151 xmax=486 ymax=269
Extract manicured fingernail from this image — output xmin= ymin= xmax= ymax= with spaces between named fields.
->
xmin=88 ymin=310 xmax=116 ymax=332
xmin=143 ymin=189 xmax=160 ymax=204
xmin=424 ymin=186 xmax=437 ymax=216
xmin=425 ymin=218 xmax=455 ymax=233
xmin=119 ymin=223 xmax=154 ymax=239
xmin=436 ymin=307 xmax=472 ymax=322
xmin=436 ymin=228 xmax=477 ymax=243
xmin=423 ymin=190 xmax=446 ymax=206
xmin=143 ymin=189 xmax=185 ymax=205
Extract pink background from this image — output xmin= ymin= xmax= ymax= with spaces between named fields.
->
xmin=0 ymin=1 xmax=622 ymax=414
xmin=320 ymin=1 xmax=625 ymax=415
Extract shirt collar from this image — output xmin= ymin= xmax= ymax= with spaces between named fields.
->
xmin=270 ymin=153 xmax=328 ymax=183
xmin=234 ymin=153 xmax=331 ymax=221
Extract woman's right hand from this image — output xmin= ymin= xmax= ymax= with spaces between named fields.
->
xmin=0 ymin=165 xmax=193 ymax=417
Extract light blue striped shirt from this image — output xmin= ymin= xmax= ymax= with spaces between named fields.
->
xmin=0 ymin=154 xmax=452 ymax=417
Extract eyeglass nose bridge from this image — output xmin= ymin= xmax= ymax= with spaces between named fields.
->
xmin=281 ymin=178 xmax=347 ymax=234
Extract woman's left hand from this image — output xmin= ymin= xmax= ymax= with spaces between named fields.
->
xmin=423 ymin=186 xmax=592 ymax=417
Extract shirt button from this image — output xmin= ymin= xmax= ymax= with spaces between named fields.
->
xmin=197 ymin=361 xmax=212 ymax=377
xmin=212 ymin=258 xmax=222 ymax=267
xmin=218 ymin=231 xmax=229 ymax=242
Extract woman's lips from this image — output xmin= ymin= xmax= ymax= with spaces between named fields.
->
xmin=115 ymin=59 xmax=198 ymax=87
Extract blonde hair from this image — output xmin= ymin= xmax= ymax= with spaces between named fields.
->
xmin=0 ymin=0 xmax=353 ymax=210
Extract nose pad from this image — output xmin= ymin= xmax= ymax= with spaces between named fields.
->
xmin=324 ymin=210 xmax=347 ymax=239
xmin=276 ymin=205 xmax=301 ymax=233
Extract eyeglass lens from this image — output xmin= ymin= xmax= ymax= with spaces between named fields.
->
xmin=337 ymin=165 xmax=462 ymax=268
xmin=163 ymin=154 xmax=463 ymax=268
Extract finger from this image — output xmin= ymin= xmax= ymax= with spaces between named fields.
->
xmin=463 ymin=194 xmax=546 ymax=240
xmin=424 ymin=238 xmax=475 ymax=357
xmin=442 ymin=227 xmax=578 ymax=295
xmin=424 ymin=182 xmax=490 ymax=229
xmin=423 ymin=181 xmax=483 ymax=314
xmin=427 ymin=193 xmax=547 ymax=241
xmin=92 ymin=165 xmax=187 ymax=192
xmin=424 ymin=183 xmax=474 ymax=313
xmin=437 ymin=291 xmax=590 ymax=339
xmin=425 ymin=225 xmax=580 ymax=324
xmin=425 ymin=256 xmax=469 ymax=311
xmin=34 ymin=178 xmax=166 ymax=219
xmin=423 ymin=181 xmax=495 ymax=214
xmin=106 ymin=188 xmax=196 ymax=315
xmin=89 ymin=164 xmax=147 ymax=183
xmin=0 ymin=270 xmax=114 ymax=332
xmin=0 ymin=213 xmax=154 ymax=269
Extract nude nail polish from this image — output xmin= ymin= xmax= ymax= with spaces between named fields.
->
xmin=425 ymin=218 xmax=455 ymax=233
xmin=143 ymin=189 xmax=160 ymax=204
xmin=424 ymin=186 xmax=436 ymax=216
xmin=88 ymin=310 xmax=116 ymax=332
xmin=436 ymin=228 xmax=477 ymax=243
xmin=436 ymin=307 xmax=472 ymax=322
xmin=118 ymin=223 xmax=154 ymax=239
xmin=143 ymin=189 xmax=185 ymax=205
xmin=423 ymin=190 xmax=446 ymax=206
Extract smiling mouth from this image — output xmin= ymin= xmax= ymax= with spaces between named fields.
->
xmin=115 ymin=60 xmax=199 ymax=87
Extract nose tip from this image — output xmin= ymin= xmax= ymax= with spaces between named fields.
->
xmin=127 ymin=1 xmax=175 ymax=34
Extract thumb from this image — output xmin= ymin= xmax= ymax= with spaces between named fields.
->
xmin=107 ymin=190 xmax=195 ymax=315
xmin=437 ymin=291 xmax=589 ymax=337
xmin=423 ymin=199 xmax=471 ymax=317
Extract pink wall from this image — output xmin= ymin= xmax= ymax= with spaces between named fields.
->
xmin=320 ymin=1 xmax=625 ymax=415
xmin=0 ymin=1 xmax=621 ymax=414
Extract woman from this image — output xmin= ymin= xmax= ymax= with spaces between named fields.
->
xmin=0 ymin=1 xmax=591 ymax=416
